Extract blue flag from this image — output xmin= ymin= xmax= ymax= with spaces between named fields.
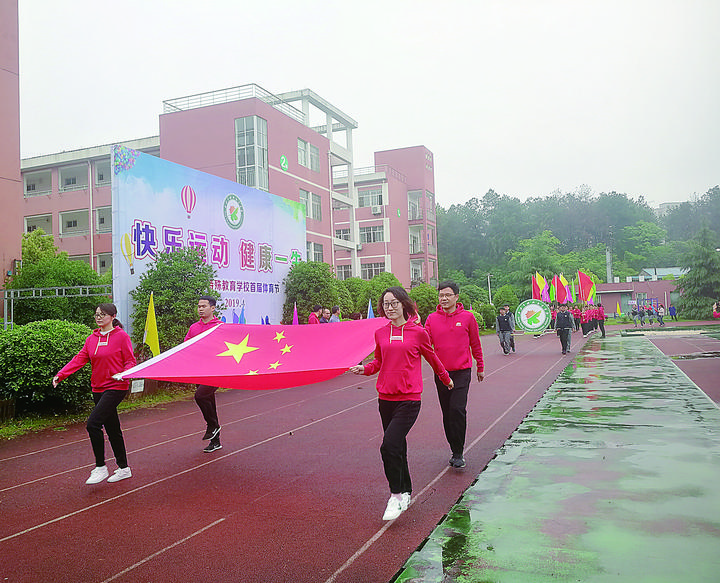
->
xmin=367 ymin=298 xmax=374 ymax=319
xmin=238 ymin=304 xmax=246 ymax=324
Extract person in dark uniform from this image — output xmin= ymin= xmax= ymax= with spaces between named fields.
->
xmin=555 ymin=303 xmax=575 ymax=355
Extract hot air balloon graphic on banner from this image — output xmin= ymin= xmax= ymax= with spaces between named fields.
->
xmin=181 ymin=185 xmax=196 ymax=219
xmin=121 ymin=233 xmax=134 ymax=274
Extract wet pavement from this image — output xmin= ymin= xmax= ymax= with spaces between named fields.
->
xmin=393 ymin=330 xmax=720 ymax=582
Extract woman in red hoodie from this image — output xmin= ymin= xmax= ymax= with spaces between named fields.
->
xmin=350 ymin=287 xmax=453 ymax=521
xmin=53 ymin=303 xmax=136 ymax=485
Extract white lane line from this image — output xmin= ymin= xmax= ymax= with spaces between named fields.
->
xmin=322 ymin=349 xmax=567 ymax=583
xmin=99 ymin=518 xmax=227 ymax=583
xmin=0 ymin=397 xmax=377 ymax=544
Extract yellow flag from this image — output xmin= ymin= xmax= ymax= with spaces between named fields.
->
xmin=616 ymin=301 xmax=621 ymax=315
xmin=143 ymin=291 xmax=160 ymax=357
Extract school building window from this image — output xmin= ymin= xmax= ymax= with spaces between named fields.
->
xmin=361 ymin=262 xmax=385 ymax=280
xmin=359 ymin=225 xmax=384 ymax=243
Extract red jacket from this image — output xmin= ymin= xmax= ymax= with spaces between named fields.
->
xmin=56 ymin=327 xmax=136 ymax=392
xmin=362 ymin=321 xmax=450 ymax=401
xmin=308 ymin=313 xmax=320 ymax=325
xmin=425 ymin=303 xmax=484 ymax=372
xmin=185 ymin=317 xmax=223 ymax=341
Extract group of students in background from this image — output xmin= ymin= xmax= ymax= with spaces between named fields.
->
xmin=307 ymin=305 xmax=342 ymax=324
xmin=630 ymin=303 xmax=670 ymax=327
xmin=547 ymin=304 xmax=607 ymax=338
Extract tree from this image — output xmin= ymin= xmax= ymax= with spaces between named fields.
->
xmin=7 ymin=255 xmax=107 ymax=326
xmin=409 ymin=283 xmax=438 ymax=323
xmin=459 ymin=284 xmax=488 ymax=310
xmin=505 ymin=231 xmax=564 ymax=298
xmin=493 ymin=284 xmax=519 ymax=311
xmin=341 ymin=277 xmax=371 ymax=315
xmin=21 ymin=229 xmax=60 ymax=265
xmin=129 ymin=247 xmax=219 ymax=355
xmin=676 ymin=228 xmax=720 ymax=318
xmin=282 ymin=261 xmax=342 ymax=324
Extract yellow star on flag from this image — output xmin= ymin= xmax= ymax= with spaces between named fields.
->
xmin=280 ymin=344 xmax=293 ymax=354
xmin=269 ymin=361 xmax=282 ymax=370
xmin=246 ymin=370 xmax=259 ymax=375
xmin=273 ymin=331 xmax=286 ymax=342
xmin=217 ymin=334 xmax=259 ymax=363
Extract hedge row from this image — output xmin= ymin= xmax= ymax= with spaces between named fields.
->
xmin=0 ymin=320 xmax=93 ymax=414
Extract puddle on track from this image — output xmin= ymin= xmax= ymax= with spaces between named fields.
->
xmin=393 ymin=332 xmax=720 ymax=583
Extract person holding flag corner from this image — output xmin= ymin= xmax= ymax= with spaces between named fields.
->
xmin=185 ymin=295 xmax=224 ymax=452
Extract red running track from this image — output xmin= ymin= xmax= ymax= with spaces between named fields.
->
xmin=1 ymin=331 xmax=591 ymax=583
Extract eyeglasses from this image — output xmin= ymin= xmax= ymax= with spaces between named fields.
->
xmin=438 ymin=293 xmax=457 ymax=299
xmin=94 ymin=312 xmax=109 ymax=319
xmin=382 ymin=300 xmax=400 ymax=309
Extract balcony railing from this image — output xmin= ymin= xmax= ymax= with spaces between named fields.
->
xmin=24 ymin=189 xmax=52 ymax=198
xmin=59 ymin=183 xmax=88 ymax=193
xmin=332 ymin=164 xmax=407 ymax=184
xmin=162 ymin=83 xmax=305 ymax=125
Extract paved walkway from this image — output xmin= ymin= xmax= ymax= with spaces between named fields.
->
xmin=393 ymin=325 xmax=720 ymax=582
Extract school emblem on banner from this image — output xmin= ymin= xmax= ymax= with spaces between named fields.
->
xmin=223 ymin=194 xmax=245 ymax=230
xmin=516 ymin=299 xmax=551 ymax=334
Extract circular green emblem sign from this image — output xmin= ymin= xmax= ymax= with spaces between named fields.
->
xmin=280 ymin=155 xmax=289 ymax=171
xmin=223 ymin=194 xmax=244 ymax=230
xmin=516 ymin=299 xmax=551 ymax=334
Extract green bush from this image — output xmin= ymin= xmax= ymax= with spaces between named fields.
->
xmin=0 ymin=320 xmax=94 ymax=413
xmin=409 ymin=283 xmax=439 ymax=323
xmin=476 ymin=304 xmax=497 ymax=329
xmin=341 ymin=277 xmax=371 ymax=315
xmin=467 ymin=309 xmax=486 ymax=331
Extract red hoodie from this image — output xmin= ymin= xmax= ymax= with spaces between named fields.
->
xmin=424 ymin=303 xmax=484 ymax=372
xmin=362 ymin=320 xmax=451 ymax=401
xmin=185 ymin=317 xmax=223 ymax=341
xmin=56 ymin=327 xmax=136 ymax=392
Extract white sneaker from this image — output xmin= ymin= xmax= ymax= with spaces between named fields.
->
xmin=86 ymin=466 xmax=109 ymax=484
xmin=400 ymin=492 xmax=411 ymax=511
xmin=382 ymin=496 xmax=404 ymax=521
xmin=107 ymin=467 xmax=132 ymax=483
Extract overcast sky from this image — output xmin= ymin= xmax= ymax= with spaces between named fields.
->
xmin=18 ymin=0 xmax=719 ymax=209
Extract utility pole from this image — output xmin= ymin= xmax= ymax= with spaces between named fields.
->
xmin=606 ymin=225 xmax=613 ymax=283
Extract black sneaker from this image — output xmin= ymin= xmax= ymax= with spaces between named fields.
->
xmin=203 ymin=440 xmax=222 ymax=453
xmin=201 ymin=426 xmax=221 ymax=441
xmin=449 ymin=456 xmax=466 ymax=468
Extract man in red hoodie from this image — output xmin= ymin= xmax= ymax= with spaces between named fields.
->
xmin=185 ymin=295 xmax=223 ymax=453
xmin=308 ymin=305 xmax=322 ymax=325
xmin=425 ymin=281 xmax=485 ymax=469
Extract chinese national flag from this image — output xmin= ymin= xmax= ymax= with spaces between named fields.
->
xmin=120 ymin=319 xmax=387 ymax=390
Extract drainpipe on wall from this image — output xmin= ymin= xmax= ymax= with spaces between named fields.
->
xmin=88 ymin=161 xmax=94 ymax=270
xmin=327 ymin=151 xmax=335 ymax=275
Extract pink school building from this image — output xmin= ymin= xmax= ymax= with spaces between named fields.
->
xmin=12 ymin=84 xmax=439 ymax=289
